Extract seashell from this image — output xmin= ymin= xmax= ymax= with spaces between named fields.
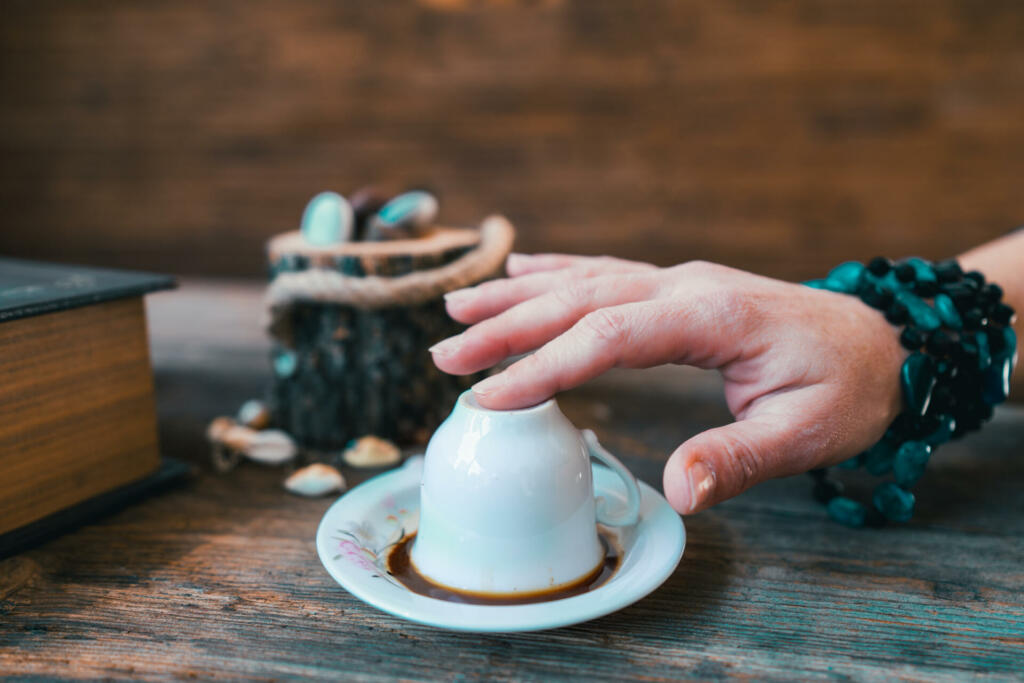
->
xmin=284 ymin=463 xmax=347 ymax=497
xmin=343 ymin=435 xmax=402 ymax=468
xmin=366 ymin=191 xmax=438 ymax=241
xmin=301 ymin=191 xmax=354 ymax=246
xmin=206 ymin=416 xmax=236 ymax=443
xmin=237 ymin=399 xmax=270 ymax=430
xmin=220 ymin=425 xmax=298 ymax=465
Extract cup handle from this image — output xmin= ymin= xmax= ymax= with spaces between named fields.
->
xmin=583 ymin=429 xmax=641 ymax=527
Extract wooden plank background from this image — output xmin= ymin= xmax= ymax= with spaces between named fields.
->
xmin=2 ymin=0 xmax=1024 ymax=280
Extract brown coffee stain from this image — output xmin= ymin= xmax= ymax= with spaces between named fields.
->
xmin=386 ymin=529 xmax=621 ymax=606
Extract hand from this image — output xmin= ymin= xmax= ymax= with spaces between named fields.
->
xmin=430 ymin=254 xmax=906 ymax=515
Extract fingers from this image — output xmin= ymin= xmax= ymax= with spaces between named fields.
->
xmin=505 ymin=253 xmax=654 ymax=278
xmin=446 ymin=260 xmax=654 ymax=325
xmin=471 ymin=298 xmax=724 ymax=410
xmin=431 ymin=274 xmax=660 ymax=375
xmin=661 ymin=391 xmax=833 ymax=514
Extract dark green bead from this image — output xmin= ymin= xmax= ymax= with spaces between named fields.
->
xmin=867 ymin=257 xmax=891 ymax=276
xmin=827 ymin=496 xmax=867 ymax=527
xmin=933 ymin=294 xmax=963 ymax=330
xmin=900 ymin=327 xmax=926 ymax=350
xmin=826 ymin=261 xmax=866 ymax=293
xmin=934 ymin=259 xmax=963 ymax=283
xmin=964 ymin=270 xmax=985 ymax=287
xmin=982 ymin=357 xmax=1012 ymax=405
xmin=895 ymin=291 xmax=941 ymax=332
xmin=893 ymin=440 xmax=932 ymax=488
xmin=873 ymin=483 xmax=915 ymax=523
xmin=992 ymin=303 xmax=1015 ymax=326
xmin=974 ymin=331 xmax=992 ymax=370
xmin=924 ymin=414 xmax=956 ymax=446
xmin=864 ymin=440 xmax=896 ymax=475
xmin=813 ymin=479 xmax=844 ymax=504
xmin=893 ymin=263 xmax=916 ymax=283
xmin=901 ymin=352 xmax=937 ymax=417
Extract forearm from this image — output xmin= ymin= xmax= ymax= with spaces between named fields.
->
xmin=958 ymin=229 xmax=1024 ymax=401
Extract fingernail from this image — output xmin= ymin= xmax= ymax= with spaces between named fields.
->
xmin=506 ymin=253 xmax=528 ymax=269
xmin=443 ymin=288 xmax=474 ymax=304
xmin=472 ymin=373 xmax=506 ymax=397
xmin=429 ymin=334 xmax=463 ymax=356
xmin=685 ymin=461 xmax=716 ymax=513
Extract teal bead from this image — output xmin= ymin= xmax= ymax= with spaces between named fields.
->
xmin=933 ymin=294 xmax=963 ymax=330
xmin=873 ymin=483 xmax=915 ymax=523
xmin=838 ymin=453 xmax=864 ymax=470
xmin=901 ymin=352 xmax=937 ymax=417
xmin=827 ymin=497 xmax=867 ymax=527
xmin=982 ymin=357 xmax=1012 ymax=405
xmin=907 ymin=257 xmax=938 ymax=283
xmin=825 ymin=261 xmax=866 ymax=293
xmin=893 ymin=440 xmax=931 ymax=488
xmin=804 ymin=279 xmax=833 ymax=290
xmin=974 ymin=331 xmax=991 ymax=370
xmin=924 ymin=414 xmax=956 ymax=446
xmin=864 ymin=440 xmax=896 ymax=475
xmin=301 ymin=192 xmax=354 ymax=245
xmin=273 ymin=350 xmax=298 ymax=378
xmin=895 ymin=291 xmax=941 ymax=332
xmin=995 ymin=327 xmax=1017 ymax=364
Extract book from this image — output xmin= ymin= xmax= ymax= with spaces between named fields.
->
xmin=0 ymin=258 xmax=176 ymax=539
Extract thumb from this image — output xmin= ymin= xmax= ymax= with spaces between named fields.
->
xmin=662 ymin=415 xmax=814 ymax=515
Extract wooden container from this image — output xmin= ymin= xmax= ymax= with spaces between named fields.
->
xmin=265 ymin=219 xmax=513 ymax=450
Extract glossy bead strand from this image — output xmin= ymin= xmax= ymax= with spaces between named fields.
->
xmin=804 ymin=257 xmax=1017 ymax=527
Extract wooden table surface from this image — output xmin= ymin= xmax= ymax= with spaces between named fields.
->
xmin=1 ymin=280 xmax=1022 ymax=681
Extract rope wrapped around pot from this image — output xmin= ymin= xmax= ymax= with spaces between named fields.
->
xmin=266 ymin=215 xmax=515 ymax=344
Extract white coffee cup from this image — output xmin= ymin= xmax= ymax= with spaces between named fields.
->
xmin=410 ymin=390 xmax=641 ymax=595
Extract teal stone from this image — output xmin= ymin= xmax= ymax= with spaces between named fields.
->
xmin=373 ymin=191 xmax=438 ymax=231
xmin=907 ymin=257 xmax=937 ymax=283
xmin=827 ymin=497 xmax=867 ymax=527
xmin=933 ymin=294 xmax=962 ymax=330
xmin=982 ymin=357 xmax=1012 ymax=405
xmin=995 ymin=327 xmax=1018 ymax=365
xmin=273 ymin=350 xmax=298 ymax=378
xmin=893 ymin=441 xmax=932 ymax=488
xmin=975 ymin=331 xmax=991 ymax=370
xmin=864 ymin=440 xmax=896 ymax=475
xmin=301 ymin=192 xmax=354 ymax=245
xmin=901 ymin=352 xmax=937 ymax=417
xmin=825 ymin=261 xmax=866 ymax=293
xmin=873 ymin=483 xmax=915 ymax=523
xmin=838 ymin=453 xmax=864 ymax=470
xmin=804 ymin=279 xmax=833 ymax=290
xmin=895 ymin=291 xmax=941 ymax=332
xmin=924 ymin=414 xmax=956 ymax=446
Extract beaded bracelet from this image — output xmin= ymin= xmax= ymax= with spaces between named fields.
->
xmin=803 ymin=257 xmax=1017 ymax=527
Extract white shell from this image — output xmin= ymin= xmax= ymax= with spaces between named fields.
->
xmin=228 ymin=427 xmax=298 ymax=464
xmin=343 ymin=435 xmax=401 ymax=468
xmin=284 ymin=463 xmax=347 ymax=497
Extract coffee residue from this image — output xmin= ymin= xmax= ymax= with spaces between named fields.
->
xmin=386 ymin=529 xmax=621 ymax=606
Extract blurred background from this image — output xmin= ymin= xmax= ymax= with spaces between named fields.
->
xmin=2 ymin=0 xmax=1024 ymax=282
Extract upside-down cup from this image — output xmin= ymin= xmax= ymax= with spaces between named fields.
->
xmin=410 ymin=391 xmax=642 ymax=596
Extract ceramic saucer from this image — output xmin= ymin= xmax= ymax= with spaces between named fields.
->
xmin=315 ymin=455 xmax=685 ymax=633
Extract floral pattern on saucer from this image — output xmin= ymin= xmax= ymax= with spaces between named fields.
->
xmin=331 ymin=488 xmax=419 ymax=589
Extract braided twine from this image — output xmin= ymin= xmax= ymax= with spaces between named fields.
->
xmin=266 ymin=215 xmax=515 ymax=343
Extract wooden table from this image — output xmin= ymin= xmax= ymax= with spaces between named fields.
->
xmin=2 ymin=281 xmax=1022 ymax=681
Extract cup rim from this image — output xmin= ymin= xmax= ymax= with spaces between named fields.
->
xmin=458 ymin=390 xmax=556 ymax=416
